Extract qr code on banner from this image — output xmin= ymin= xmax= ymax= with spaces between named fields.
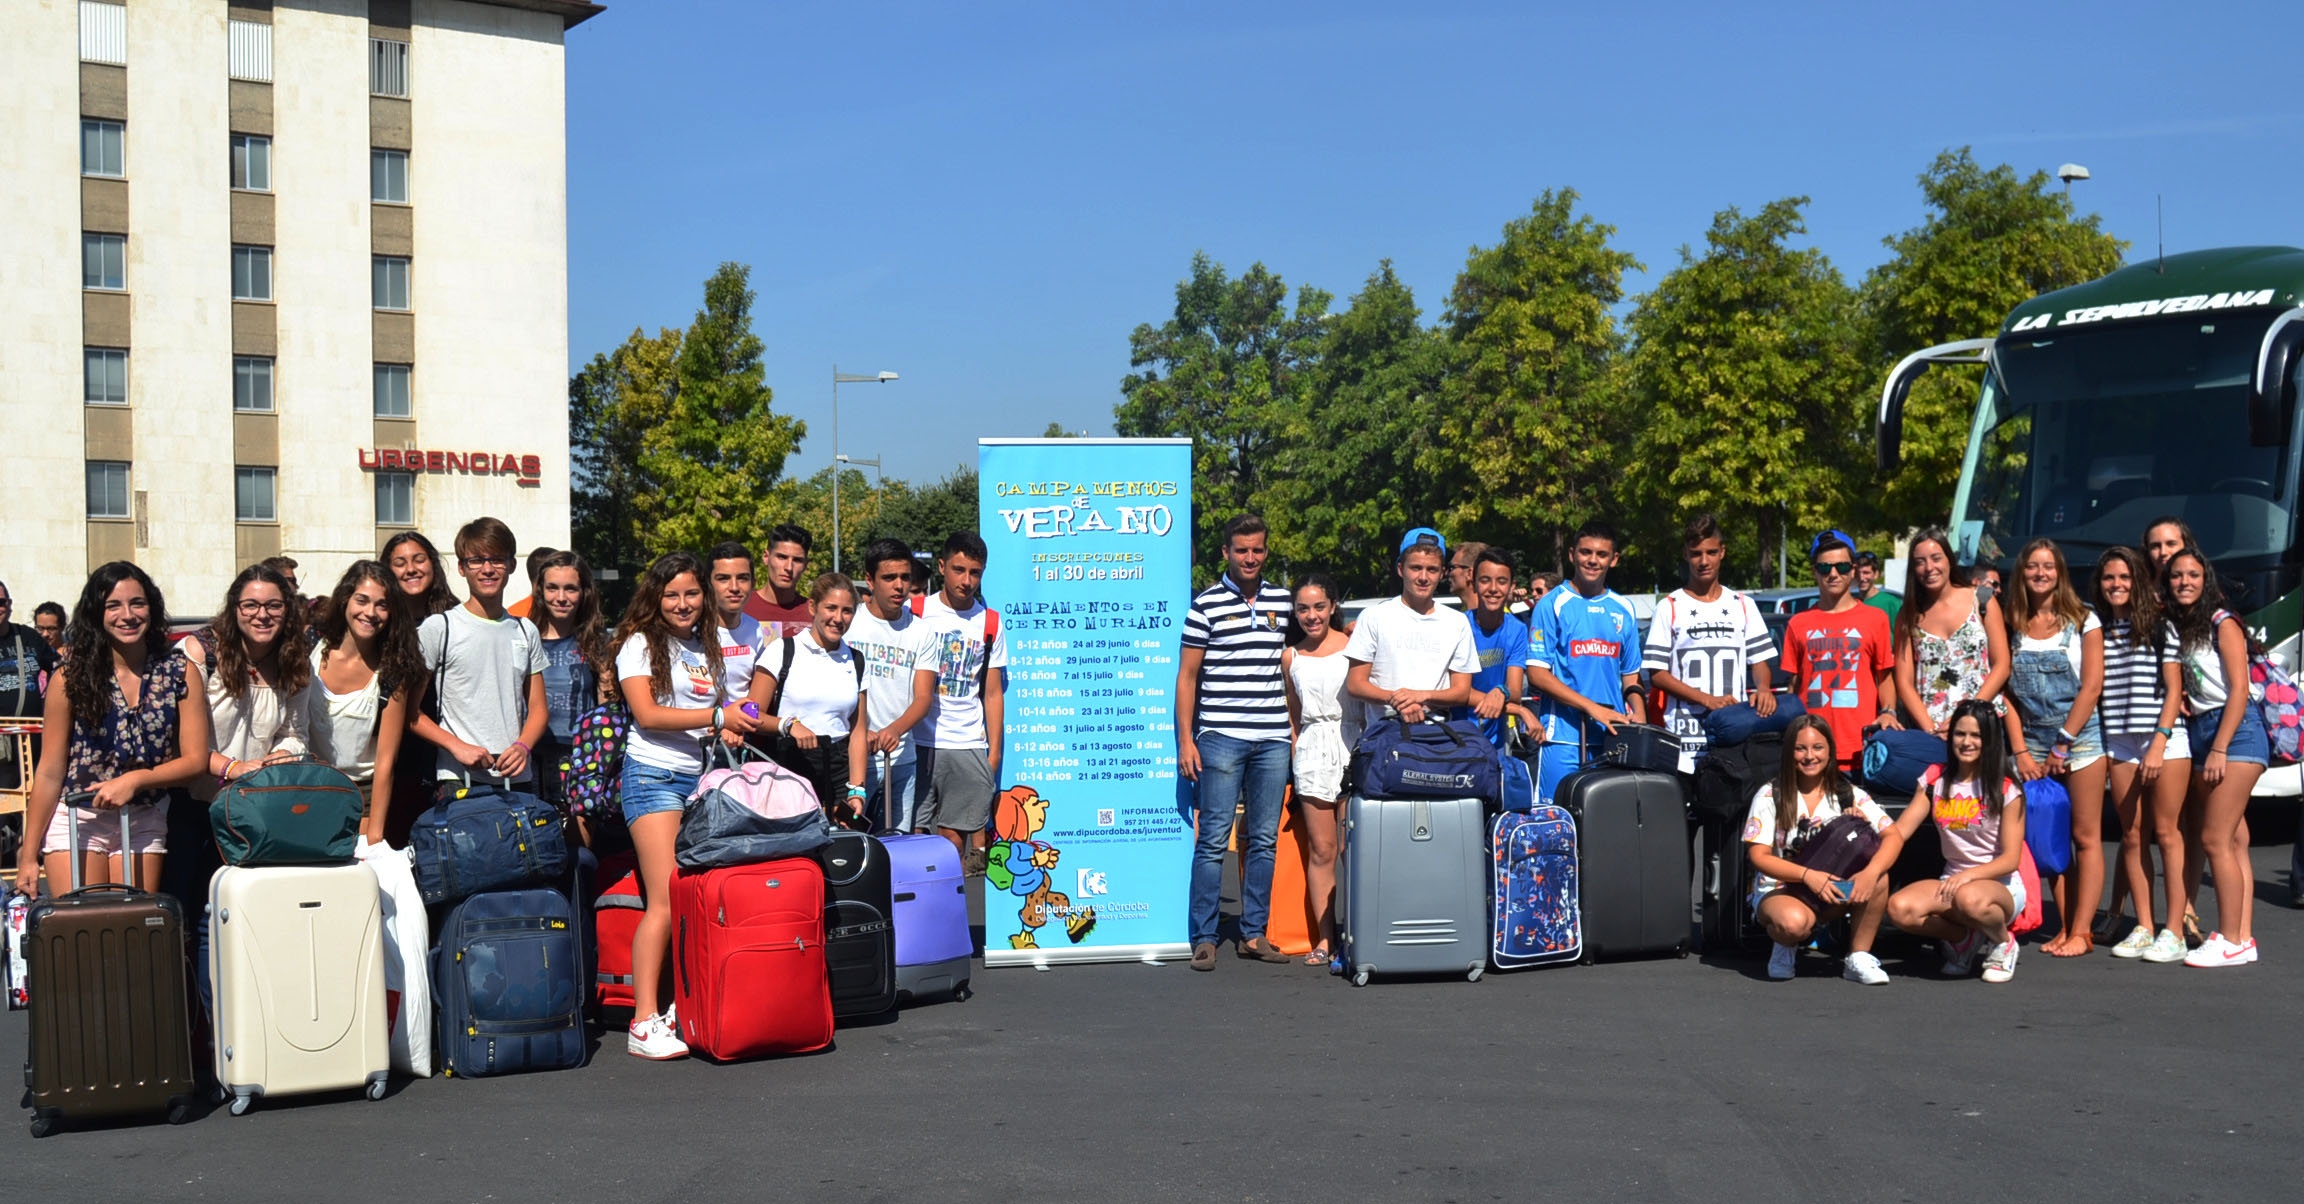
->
xmin=1097 ymin=809 xmax=1116 ymax=827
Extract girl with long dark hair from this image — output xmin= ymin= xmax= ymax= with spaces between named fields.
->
xmin=2164 ymin=548 xmax=2268 ymax=967
xmin=1281 ymin=573 xmax=1353 ymax=966
xmin=308 ymin=561 xmax=424 ymax=844
xmin=1741 ymin=715 xmax=1903 ymax=984
xmin=530 ymin=549 xmax=611 ymax=818
xmin=1892 ymin=528 xmax=2011 ymax=734
xmin=1885 ymin=700 xmax=2029 ymax=983
xmin=2094 ymin=547 xmax=2190 ymax=963
xmin=378 ymin=531 xmax=459 ymax=845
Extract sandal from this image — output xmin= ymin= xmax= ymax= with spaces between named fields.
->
xmin=1304 ymin=945 xmax=1330 ymax=966
xmin=2184 ymin=909 xmax=2205 ymax=945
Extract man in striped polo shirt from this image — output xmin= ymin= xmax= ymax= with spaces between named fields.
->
xmin=1178 ymin=514 xmax=1295 ymax=971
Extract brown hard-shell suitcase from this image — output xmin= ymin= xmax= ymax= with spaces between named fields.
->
xmin=22 ymin=797 xmax=199 ymax=1136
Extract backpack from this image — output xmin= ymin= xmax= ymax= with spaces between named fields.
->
xmin=2213 ymin=609 xmax=2301 ymax=766
xmin=765 ymin=635 xmax=867 ymax=716
xmin=560 ymin=701 xmax=630 ymax=818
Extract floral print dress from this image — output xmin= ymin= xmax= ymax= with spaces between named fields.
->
xmin=63 ymin=646 xmax=191 ymax=808
xmin=1912 ymin=590 xmax=1993 ymax=730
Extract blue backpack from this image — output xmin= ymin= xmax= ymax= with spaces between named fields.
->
xmin=1350 ymin=717 xmax=1502 ymax=803
xmin=409 ymin=776 xmax=570 ymax=906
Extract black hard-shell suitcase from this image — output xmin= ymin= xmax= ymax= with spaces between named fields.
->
xmin=1555 ymin=769 xmax=1690 ymax=960
xmin=1594 ymin=724 xmax=1684 ymax=775
xmin=815 ymin=829 xmax=897 ymax=1020
xmin=23 ymin=800 xmax=200 ymax=1136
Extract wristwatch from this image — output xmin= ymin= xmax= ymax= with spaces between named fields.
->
xmin=710 ymin=704 xmax=724 ymax=733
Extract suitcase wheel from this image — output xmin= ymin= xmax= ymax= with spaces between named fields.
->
xmin=229 ymin=1094 xmax=251 ymax=1117
xmin=367 ymin=1079 xmax=388 ymax=1102
xmin=28 ymin=1110 xmax=54 ymax=1139
xmin=1351 ymin=968 xmax=1370 ymax=988
xmin=167 ymin=1098 xmax=194 ymax=1125
xmin=1466 ymin=964 xmax=1484 ymax=983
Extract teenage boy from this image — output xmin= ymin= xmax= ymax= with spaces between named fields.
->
xmin=1643 ymin=513 xmax=1776 ymax=772
xmin=705 ymin=541 xmax=769 ymax=743
xmin=410 ymin=517 xmax=550 ymax=790
xmin=1527 ymin=520 xmax=1646 ymax=804
xmin=1177 ymin=515 xmax=1295 ymax=971
xmin=1781 ymin=531 xmax=1899 ymax=771
xmin=743 ymin=523 xmax=815 ymax=639
xmin=911 ymin=532 xmax=1008 ymax=872
xmin=1458 ymin=547 xmax=1535 ymax=748
xmin=1446 ymin=540 xmax=1489 ymax=611
xmin=1854 ymin=550 xmax=1903 ymax=624
xmin=1345 ymin=527 xmax=1478 ymax=732
xmin=850 ymin=538 xmax=935 ymax=831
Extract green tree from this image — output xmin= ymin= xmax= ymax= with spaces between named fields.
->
xmin=634 ymin=263 xmax=808 ymax=555
xmin=1625 ymin=197 xmax=1870 ymax=582
xmin=1437 ymin=190 xmax=1642 ymax=572
xmin=1258 ymin=261 xmax=1451 ymax=595
xmin=568 ymin=324 xmax=681 ymax=571
xmin=860 ymin=468 xmax=980 ymax=559
xmin=1115 ymin=252 xmax=1332 ymax=559
xmin=1863 ymin=149 xmax=2127 ymax=530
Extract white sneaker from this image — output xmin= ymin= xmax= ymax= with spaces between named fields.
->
xmin=2141 ymin=928 xmax=2188 ymax=963
xmin=627 ymin=1012 xmax=690 ymax=1060
xmin=2109 ymin=925 xmax=2154 ymax=958
xmin=2184 ymin=933 xmax=2257 ymax=968
xmin=1940 ymin=931 xmax=1980 ymax=977
xmin=1980 ymin=936 xmax=2019 ymax=984
xmin=1841 ymin=950 xmax=1890 ymax=985
xmin=1767 ymin=942 xmax=1797 ymax=980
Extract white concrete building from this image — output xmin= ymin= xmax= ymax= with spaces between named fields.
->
xmin=0 ymin=0 xmax=598 ymax=619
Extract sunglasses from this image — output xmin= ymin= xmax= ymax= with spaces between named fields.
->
xmin=1813 ymin=561 xmax=1857 ymax=576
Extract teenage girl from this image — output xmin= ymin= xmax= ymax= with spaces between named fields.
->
xmin=15 ymin=563 xmax=210 ymax=899
xmin=1282 ymin=574 xmax=1356 ymax=966
xmin=308 ymin=561 xmax=422 ymax=845
xmin=2140 ymin=516 xmax=2243 ymax=941
xmin=1892 ymin=528 xmax=2011 ymax=734
xmin=531 ymin=550 xmax=612 ymax=838
xmin=1742 ymin=715 xmax=1903 ymax=985
xmin=2165 ymin=547 xmax=2267 ymax=968
xmin=615 ymin=553 xmax=758 ymax=1058
xmin=2000 ymin=539 xmax=2106 ymax=957
xmin=379 ymin=531 xmax=460 ymax=847
xmin=2092 ymin=547 xmax=2190 ymax=962
xmin=756 ymin=573 xmax=871 ymax=826
xmin=1885 ymin=700 xmax=2029 ymax=983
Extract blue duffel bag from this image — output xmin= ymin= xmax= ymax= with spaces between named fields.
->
xmin=1858 ymin=728 xmax=1949 ymax=800
xmin=1698 ymin=693 xmax=1807 ymax=749
xmin=1350 ymin=717 xmax=1501 ymax=803
xmin=2023 ymin=777 xmax=2073 ymax=875
xmin=409 ymin=775 xmax=569 ymax=906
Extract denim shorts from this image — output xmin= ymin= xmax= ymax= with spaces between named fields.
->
xmin=619 ymin=760 xmax=699 ymax=826
xmin=2021 ymin=719 xmax=2104 ymax=773
xmin=2189 ymin=702 xmax=2271 ymax=767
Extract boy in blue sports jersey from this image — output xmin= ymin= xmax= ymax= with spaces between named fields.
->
xmin=1457 ymin=546 xmax=1536 ymax=747
xmin=1528 ymin=519 xmax=1646 ymax=803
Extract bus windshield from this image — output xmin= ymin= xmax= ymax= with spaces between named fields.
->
xmin=1953 ymin=313 xmax=2294 ymax=568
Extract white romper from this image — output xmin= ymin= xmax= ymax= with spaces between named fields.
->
xmin=1288 ymin=648 xmax=1360 ymax=802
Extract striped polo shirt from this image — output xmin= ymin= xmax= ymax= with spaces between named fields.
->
xmin=1182 ymin=574 xmax=1293 ymax=742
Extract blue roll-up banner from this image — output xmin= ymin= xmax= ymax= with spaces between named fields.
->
xmin=978 ymin=437 xmax=1195 ymax=967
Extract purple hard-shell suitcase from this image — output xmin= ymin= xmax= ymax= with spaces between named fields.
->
xmin=883 ymin=831 xmax=971 ymax=1003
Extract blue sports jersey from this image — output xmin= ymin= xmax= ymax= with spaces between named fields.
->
xmin=1528 ymin=586 xmax=1642 ymax=720
xmin=1457 ymin=609 xmax=1530 ymax=747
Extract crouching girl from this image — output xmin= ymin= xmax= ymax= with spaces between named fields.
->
xmin=1743 ymin=716 xmax=1903 ymax=984
xmin=1885 ymin=700 xmax=2029 ymax=983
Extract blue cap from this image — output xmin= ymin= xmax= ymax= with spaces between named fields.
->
xmin=1398 ymin=527 xmax=1448 ymax=556
xmin=1808 ymin=528 xmax=1857 ymax=560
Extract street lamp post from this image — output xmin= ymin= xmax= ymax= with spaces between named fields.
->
xmin=831 ymin=366 xmax=898 ymax=575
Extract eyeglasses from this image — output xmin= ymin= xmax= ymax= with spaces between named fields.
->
xmin=1813 ymin=561 xmax=1857 ymax=577
xmin=236 ymin=600 xmax=289 ymax=616
xmin=460 ymin=556 xmax=513 ymax=568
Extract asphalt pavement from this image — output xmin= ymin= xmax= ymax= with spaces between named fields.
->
xmin=8 ymin=842 xmax=2302 ymax=1203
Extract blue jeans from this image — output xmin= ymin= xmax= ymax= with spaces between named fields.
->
xmin=1189 ymin=731 xmax=1290 ymax=947
xmin=862 ymin=740 xmax=919 ymax=833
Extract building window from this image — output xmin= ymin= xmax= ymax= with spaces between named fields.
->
xmin=235 ymin=467 xmax=276 ymax=523
xmin=371 ymin=149 xmax=408 ymax=204
xmin=86 ymin=461 xmax=130 ymax=519
xmin=231 ymin=134 xmax=271 ymax=191
xmin=81 ymin=119 xmax=124 ymax=177
xmin=79 ymin=1 xmax=125 ymax=65
xmin=375 ymin=471 xmax=414 ymax=526
xmin=227 ymin=18 xmax=272 ymax=82
xmin=232 ymin=244 xmax=273 ymax=301
xmin=83 ymin=233 xmax=125 ymax=290
xmin=370 ymin=38 xmax=409 ymax=97
xmin=372 ymin=256 xmax=410 ymax=311
xmin=373 ymin=364 xmax=412 ymax=418
xmin=84 ymin=348 xmax=127 ymax=405
xmin=234 ymin=356 xmax=274 ymax=412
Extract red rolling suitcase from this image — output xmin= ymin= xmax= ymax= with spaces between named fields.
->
xmin=589 ymin=852 xmax=640 ymax=1014
xmin=670 ymin=858 xmax=832 ymax=1060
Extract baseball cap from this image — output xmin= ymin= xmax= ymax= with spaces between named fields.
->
xmin=1808 ymin=529 xmax=1857 ymax=560
xmin=1398 ymin=527 xmax=1448 ymax=556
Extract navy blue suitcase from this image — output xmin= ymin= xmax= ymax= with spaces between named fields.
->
xmin=432 ymin=888 xmax=587 ymax=1077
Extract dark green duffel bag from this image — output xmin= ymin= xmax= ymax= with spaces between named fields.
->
xmin=209 ymin=758 xmax=366 ymax=866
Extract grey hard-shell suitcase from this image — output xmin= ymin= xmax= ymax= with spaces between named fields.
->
xmin=1555 ymin=768 xmax=1691 ymax=961
xmin=1335 ymin=795 xmax=1489 ymax=986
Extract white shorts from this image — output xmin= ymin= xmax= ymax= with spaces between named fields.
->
xmin=43 ymin=800 xmax=169 ymax=857
xmin=2105 ymin=728 xmax=2192 ymax=765
xmin=1292 ymin=720 xmax=1350 ymax=803
xmin=1944 ymin=870 xmax=2026 ymax=917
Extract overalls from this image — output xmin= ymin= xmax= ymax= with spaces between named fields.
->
xmin=2011 ymin=625 xmax=2102 ymax=763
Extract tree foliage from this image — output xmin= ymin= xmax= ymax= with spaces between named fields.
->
xmin=1862 ymin=149 xmax=2127 ymax=530
xmin=858 ymin=468 xmax=980 ymax=560
xmin=1625 ymin=198 xmax=1870 ymax=580
xmin=569 ymin=325 xmax=681 ymax=571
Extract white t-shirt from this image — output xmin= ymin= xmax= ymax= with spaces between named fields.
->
xmin=1342 ymin=597 xmax=1480 ymax=729
xmin=847 ymin=605 xmax=933 ymax=735
xmin=1641 ymin=587 xmax=1775 ymax=762
xmin=712 ymin=613 xmax=769 ymax=702
xmin=418 ymin=606 xmax=546 ymax=783
xmin=912 ymin=595 xmax=1009 ymax=750
xmin=1739 ymin=781 xmax=1892 ymax=894
xmin=613 ymin=632 xmax=717 ymax=772
xmin=2014 ymin=611 xmax=2101 ymax=679
xmin=764 ymin=633 xmax=865 ymax=739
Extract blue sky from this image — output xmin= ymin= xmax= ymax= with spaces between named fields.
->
xmin=565 ymin=1 xmax=2304 ymax=486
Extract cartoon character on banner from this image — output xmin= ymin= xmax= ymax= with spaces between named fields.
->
xmin=986 ymin=785 xmax=1097 ymax=949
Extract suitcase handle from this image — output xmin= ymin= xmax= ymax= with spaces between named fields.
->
xmin=58 ymin=790 xmax=138 ymax=893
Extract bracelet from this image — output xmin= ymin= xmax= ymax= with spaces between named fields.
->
xmin=846 ymin=785 xmax=868 ymax=799
xmin=2155 ymin=727 xmax=2175 ymax=738
xmin=510 ymin=740 xmax=530 ymax=756
xmin=710 ymin=706 xmax=724 ymax=732
xmin=2056 ymin=728 xmax=2076 ymax=745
